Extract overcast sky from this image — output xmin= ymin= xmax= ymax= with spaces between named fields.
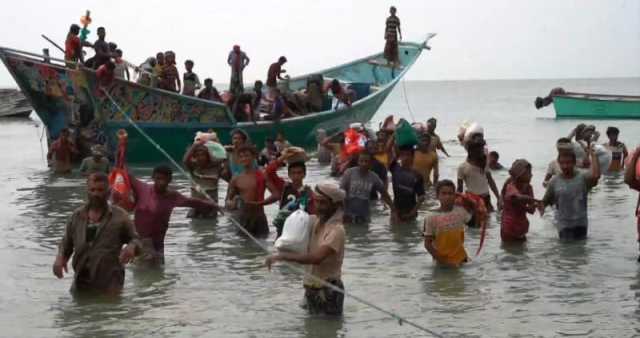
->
xmin=0 ymin=0 xmax=638 ymax=88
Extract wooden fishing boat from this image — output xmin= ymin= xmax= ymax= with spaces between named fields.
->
xmin=0 ymin=38 xmax=432 ymax=162
xmin=0 ymin=88 xmax=32 ymax=118
xmin=552 ymin=92 xmax=640 ymax=119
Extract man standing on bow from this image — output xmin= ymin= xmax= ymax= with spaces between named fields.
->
xmin=227 ymin=45 xmax=250 ymax=95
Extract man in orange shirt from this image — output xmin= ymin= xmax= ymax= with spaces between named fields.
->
xmin=64 ymin=24 xmax=84 ymax=67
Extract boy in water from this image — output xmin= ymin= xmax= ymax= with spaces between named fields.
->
xmin=182 ymin=60 xmax=201 ymax=96
xmin=543 ymin=138 xmax=575 ymax=187
xmin=340 ymin=152 xmax=394 ymax=224
xmin=624 ymin=147 xmax=640 ymax=261
xmin=604 ymin=127 xmax=628 ymax=172
xmin=390 ymin=145 xmax=426 ymax=223
xmin=226 ymin=145 xmax=280 ymax=237
xmin=542 ymin=146 xmax=600 ymax=240
xmin=265 ymin=149 xmax=316 ymax=237
xmin=424 ymin=180 xmax=474 ymax=267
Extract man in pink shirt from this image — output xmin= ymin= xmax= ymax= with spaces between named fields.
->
xmin=122 ymin=165 xmax=219 ymax=263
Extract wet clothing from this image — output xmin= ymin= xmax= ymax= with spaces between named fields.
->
xmin=413 ymin=149 xmax=438 ymax=186
xmin=266 ymin=62 xmax=282 ymax=87
xmin=234 ymin=209 xmax=269 ymax=237
xmin=340 ymin=167 xmax=385 ymax=222
xmin=390 ymin=161 xmax=425 ymax=218
xmin=543 ymin=171 xmax=591 ymax=236
xmin=182 ymin=71 xmax=201 ymax=96
xmin=604 ymin=141 xmax=626 ymax=171
xmin=198 ymin=87 xmax=222 ymax=102
xmin=48 ymin=138 xmax=74 ymax=174
xmin=79 ymin=156 xmax=110 ymax=175
xmin=369 ymin=158 xmax=388 ymax=200
xmin=458 ymin=161 xmax=490 ymax=195
xmin=188 ymin=162 xmax=222 ymax=218
xmin=58 ymin=204 xmax=140 ymax=291
xmin=129 ymin=176 xmax=215 ymax=257
xmin=424 ymin=206 xmax=471 ymax=266
xmin=304 ymin=279 xmax=345 ymax=315
xmin=384 ymin=15 xmax=401 ymax=63
xmin=501 ymin=182 xmax=534 ymax=241
xmin=304 ymin=211 xmax=345 ymax=288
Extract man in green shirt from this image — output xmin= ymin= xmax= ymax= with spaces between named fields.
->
xmin=79 ymin=145 xmax=110 ymax=175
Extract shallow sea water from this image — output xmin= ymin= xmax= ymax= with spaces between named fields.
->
xmin=1 ymin=78 xmax=640 ymax=337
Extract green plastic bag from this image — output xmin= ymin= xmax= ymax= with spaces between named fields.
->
xmin=395 ymin=119 xmax=418 ymax=147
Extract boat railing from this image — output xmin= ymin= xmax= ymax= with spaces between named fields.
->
xmin=0 ymin=46 xmax=71 ymax=67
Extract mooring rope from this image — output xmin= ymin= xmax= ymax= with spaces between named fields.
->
xmin=102 ymin=88 xmax=443 ymax=337
xmin=401 ymin=78 xmax=417 ymax=123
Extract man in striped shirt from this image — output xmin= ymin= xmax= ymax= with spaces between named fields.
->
xmin=384 ymin=6 xmax=402 ymax=66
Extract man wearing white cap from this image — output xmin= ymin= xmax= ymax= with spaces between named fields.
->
xmin=266 ymin=181 xmax=346 ymax=315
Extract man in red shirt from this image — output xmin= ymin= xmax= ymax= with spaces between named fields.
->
xmin=64 ymin=24 xmax=84 ymax=67
xmin=96 ymin=60 xmax=116 ymax=88
xmin=266 ymin=56 xmax=287 ymax=88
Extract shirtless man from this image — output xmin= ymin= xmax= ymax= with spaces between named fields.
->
xmin=226 ymin=145 xmax=280 ymax=237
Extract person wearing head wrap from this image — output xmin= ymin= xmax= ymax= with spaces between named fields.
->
xmin=136 ymin=57 xmax=156 ymax=86
xmin=265 ymin=182 xmax=346 ymax=315
xmin=79 ymin=144 xmax=110 ymax=176
xmin=500 ymin=159 xmax=541 ymax=242
xmin=227 ymin=45 xmax=250 ymax=95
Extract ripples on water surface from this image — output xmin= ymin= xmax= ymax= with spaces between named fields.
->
xmin=1 ymin=79 xmax=640 ymax=337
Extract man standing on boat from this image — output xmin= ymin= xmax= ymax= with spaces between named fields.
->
xmin=266 ymin=56 xmax=287 ymax=89
xmin=384 ymin=6 xmax=402 ymax=67
xmin=227 ymin=45 xmax=250 ymax=95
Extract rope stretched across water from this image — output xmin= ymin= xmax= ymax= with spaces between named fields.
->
xmin=101 ymin=89 xmax=444 ymax=338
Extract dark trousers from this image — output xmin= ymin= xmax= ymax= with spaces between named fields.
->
xmin=304 ymin=279 xmax=345 ymax=315
xmin=559 ymin=227 xmax=588 ymax=240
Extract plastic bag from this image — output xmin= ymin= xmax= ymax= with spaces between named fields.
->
xmin=275 ymin=209 xmax=313 ymax=253
xmin=463 ymin=122 xmax=484 ymax=145
xmin=395 ymin=119 xmax=418 ymax=147
xmin=204 ymin=141 xmax=227 ymax=160
xmin=593 ymin=144 xmax=612 ymax=172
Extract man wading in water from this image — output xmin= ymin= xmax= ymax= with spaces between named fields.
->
xmin=266 ymin=182 xmax=346 ymax=315
xmin=53 ymin=173 xmax=140 ymax=294
xmin=118 ymin=166 xmax=219 ymax=264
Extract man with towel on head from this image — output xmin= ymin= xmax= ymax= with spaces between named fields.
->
xmin=266 ymin=182 xmax=346 ymax=315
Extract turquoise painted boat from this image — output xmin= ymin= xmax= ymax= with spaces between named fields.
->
xmin=0 ymin=38 xmax=431 ymax=163
xmin=553 ymin=92 xmax=640 ymax=119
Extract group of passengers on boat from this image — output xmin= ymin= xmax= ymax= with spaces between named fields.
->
xmin=62 ymin=18 xmax=405 ymax=123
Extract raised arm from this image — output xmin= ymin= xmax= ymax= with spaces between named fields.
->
xmin=585 ymin=147 xmax=601 ymax=189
